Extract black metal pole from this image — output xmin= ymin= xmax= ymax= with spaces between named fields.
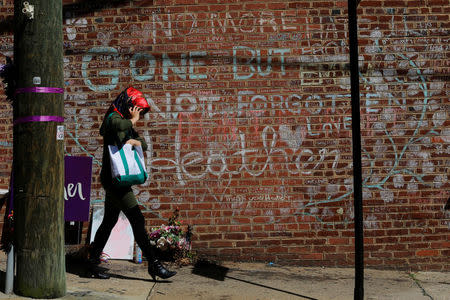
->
xmin=347 ymin=1 xmax=364 ymax=299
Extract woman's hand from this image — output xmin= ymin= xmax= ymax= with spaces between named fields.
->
xmin=129 ymin=106 xmax=143 ymax=126
xmin=125 ymin=139 xmax=142 ymax=147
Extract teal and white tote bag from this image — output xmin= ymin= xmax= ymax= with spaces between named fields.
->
xmin=108 ymin=144 xmax=148 ymax=187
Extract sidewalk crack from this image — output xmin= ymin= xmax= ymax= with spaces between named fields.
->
xmin=408 ymin=273 xmax=434 ymax=300
xmin=146 ymin=281 xmax=158 ymax=300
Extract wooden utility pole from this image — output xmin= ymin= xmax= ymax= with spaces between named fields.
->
xmin=13 ymin=0 xmax=66 ymax=297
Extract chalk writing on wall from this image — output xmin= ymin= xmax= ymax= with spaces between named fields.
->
xmin=59 ymin=11 xmax=449 ymax=229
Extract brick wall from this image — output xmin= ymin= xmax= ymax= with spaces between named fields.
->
xmin=0 ymin=0 xmax=448 ymax=270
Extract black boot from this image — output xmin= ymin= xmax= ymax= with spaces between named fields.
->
xmin=86 ymin=263 xmax=110 ymax=279
xmin=87 ymin=245 xmax=110 ymax=279
xmin=123 ymin=205 xmax=177 ymax=281
xmin=148 ymin=259 xmax=177 ymax=281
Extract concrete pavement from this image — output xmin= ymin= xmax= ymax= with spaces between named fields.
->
xmin=0 ymin=252 xmax=448 ymax=300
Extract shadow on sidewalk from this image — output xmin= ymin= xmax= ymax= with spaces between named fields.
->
xmin=65 ymin=254 xmax=173 ymax=283
xmin=107 ymin=271 xmax=173 ymax=283
xmin=192 ymin=261 xmax=318 ymax=300
xmin=65 ymin=253 xmax=108 ymax=279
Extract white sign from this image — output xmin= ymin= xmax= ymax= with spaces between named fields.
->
xmin=56 ymin=125 xmax=64 ymax=140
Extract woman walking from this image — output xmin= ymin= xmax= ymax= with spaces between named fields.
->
xmin=88 ymin=87 xmax=176 ymax=281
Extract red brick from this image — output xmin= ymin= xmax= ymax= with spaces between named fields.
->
xmin=328 ymin=238 xmax=349 ymax=245
xmin=209 ymin=241 xmax=234 ymax=248
xmin=416 ymin=250 xmax=440 ymax=257
xmin=299 ymin=253 xmax=323 ymax=260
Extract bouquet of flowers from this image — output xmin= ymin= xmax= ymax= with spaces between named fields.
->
xmin=149 ymin=209 xmax=193 ymax=264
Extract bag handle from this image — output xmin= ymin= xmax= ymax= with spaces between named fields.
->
xmin=118 ymin=146 xmax=130 ymax=176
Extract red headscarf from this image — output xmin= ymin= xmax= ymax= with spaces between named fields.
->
xmin=111 ymin=87 xmax=150 ymax=118
xmin=126 ymin=87 xmax=150 ymax=113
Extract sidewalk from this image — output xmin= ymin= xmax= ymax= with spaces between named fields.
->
xmin=0 ymin=252 xmax=448 ymax=300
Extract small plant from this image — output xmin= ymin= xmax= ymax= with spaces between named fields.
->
xmin=149 ymin=208 xmax=193 ymax=265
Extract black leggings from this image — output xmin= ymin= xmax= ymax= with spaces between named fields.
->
xmin=90 ymin=204 xmax=155 ymax=261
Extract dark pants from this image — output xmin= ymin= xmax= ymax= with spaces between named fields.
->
xmin=90 ymin=204 xmax=155 ymax=263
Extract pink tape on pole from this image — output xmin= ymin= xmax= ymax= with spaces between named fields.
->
xmin=15 ymin=87 xmax=64 ymax=95
xmin=13 ymin=115 xmax=64 ymax=126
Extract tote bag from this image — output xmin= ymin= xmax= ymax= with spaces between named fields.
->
xmin=108 ymin=144 xmax=148 ymax=187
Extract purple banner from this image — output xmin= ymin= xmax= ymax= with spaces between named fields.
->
xmin=64 ymin=156 xmax=92 ymax=221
